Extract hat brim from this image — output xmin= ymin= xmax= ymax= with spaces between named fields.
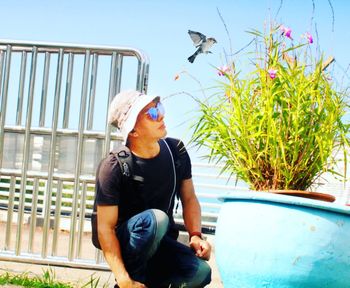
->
xmin=121 ymin=94 xmax=160 ymax=144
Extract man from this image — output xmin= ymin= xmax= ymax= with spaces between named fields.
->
xmin=92 ymin=90 xmax=212 ymax=288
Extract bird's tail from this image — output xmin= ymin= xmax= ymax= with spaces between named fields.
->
xmin=188 ymin=50 xmax=200 ymax=63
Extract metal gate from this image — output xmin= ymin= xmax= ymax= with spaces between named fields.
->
xmin=0 ymin=39 xmax=149 ymax=269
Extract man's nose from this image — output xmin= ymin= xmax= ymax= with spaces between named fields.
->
xmin=158 ymin=113 xmax=164 ymax=122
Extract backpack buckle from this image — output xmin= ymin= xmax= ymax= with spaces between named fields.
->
xmin=122 ymin=162 xmax=130 ymax=177
xmin=118 ymin=150 xmax=129 ymax=158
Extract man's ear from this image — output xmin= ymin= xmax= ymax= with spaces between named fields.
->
xmin=129 ymin=129 xmax=138 ymax=137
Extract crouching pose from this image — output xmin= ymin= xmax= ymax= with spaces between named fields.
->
xmin=92 ymin=90 xmax=212 ymax=288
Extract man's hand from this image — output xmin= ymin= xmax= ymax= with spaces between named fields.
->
xmin=118 ymin=276 xmax=147 ymax=288
xmin=189 ymin=235 xmax=211 ymax=260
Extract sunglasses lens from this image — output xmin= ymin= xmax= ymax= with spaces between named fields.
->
xmin=146 ymin=102 xmax=165 ymax=121
xmin=147 ymin=107 xmax=158 ymax=120
xmin=157 ymin=102 xmax=165 ymax=116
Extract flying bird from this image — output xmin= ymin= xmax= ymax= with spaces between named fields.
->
xmin=187 ymin=30 xmax=217 ymax=63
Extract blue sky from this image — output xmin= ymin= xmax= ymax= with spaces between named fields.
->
xmin=1 ymin=0 xmax=349 ymax=158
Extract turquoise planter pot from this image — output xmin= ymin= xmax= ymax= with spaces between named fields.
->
xmin=215 ymin=191 xmax=350 ymax=288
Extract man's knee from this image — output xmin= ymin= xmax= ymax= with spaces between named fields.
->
xmin=130 ymin=209 xmax=169 ymax=252
xmin=118 ymin=209 xmax=169 ymax=264
xmin=129 ymin=209 xmax=168 ymax=234
xmin=151 ymin=209 xmax=169 ymax=239
xmin=195 ymin=259 xmax=212 ymax=287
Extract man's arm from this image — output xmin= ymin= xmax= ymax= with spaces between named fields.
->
xmin=180 ymin=178 xmax=211 ymax=260
xmin=97 ymin=205 xmax=146 ymax=288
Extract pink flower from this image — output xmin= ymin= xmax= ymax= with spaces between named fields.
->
xmin=268 ymin=69 xmax=277 ymax=79
xmin=305 ymin=32 xmax=313 ymax=44
xmin=218 ymin=65 xmax=230 ymax=76
xmin=280 ymin=25 xmax=292 ymax=39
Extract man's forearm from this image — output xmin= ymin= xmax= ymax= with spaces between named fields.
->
xmin=182 ymin=194 xmax=212 ymax=260
xmin=99 ymin=229 xmax=130 ymax=283
xmin=182 ymin=197 xmax=202 ymax=234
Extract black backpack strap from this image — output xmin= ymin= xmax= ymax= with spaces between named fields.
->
xmin=164 ymin=137 xmax=182 ymax=206
xmin=111 ymin=145 xmax=144 ymax=183
xmin=163 ymin=137 xmax=186 ymax=237
xmin=164 ymin=137 xmax=181 ymax=176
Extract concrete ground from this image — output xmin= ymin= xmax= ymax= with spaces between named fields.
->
xmin=0 ymin=246 xmax=223 ymax=287
xmin=0 ymin=217 xmax=223 ymax=287
xmin=0 ymin=247 xmax=223 ymax=287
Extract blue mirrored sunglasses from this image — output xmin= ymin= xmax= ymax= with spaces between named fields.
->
xmin=145 ymin=102 xmax=165 ymax=121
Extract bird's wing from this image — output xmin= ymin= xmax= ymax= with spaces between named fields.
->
xmin=188 ymin=30 xmax=206 ymax=46
xmin=203 ymin=38 xmax=217 ymax=50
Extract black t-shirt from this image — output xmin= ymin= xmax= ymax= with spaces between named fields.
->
xmin=93 ymin=138 xmax=192 ymax=227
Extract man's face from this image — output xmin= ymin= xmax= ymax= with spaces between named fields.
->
xmin=132 ymin=100 xmax=167 ymax=141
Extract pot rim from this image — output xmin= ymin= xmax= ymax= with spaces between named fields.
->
xmin=218 ymin=191 xmax=350 ymax=215
xmin=266 ymin=189 xmax=336 ymax=202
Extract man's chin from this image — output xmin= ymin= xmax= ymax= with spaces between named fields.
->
xmin=157 ymin=129 xmax=167 ymax=140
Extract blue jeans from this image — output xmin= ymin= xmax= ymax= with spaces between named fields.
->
xmin=116 ymin=209 xmax=212 ymax=288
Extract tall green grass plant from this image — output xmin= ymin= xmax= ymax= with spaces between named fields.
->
xmin=192 ymin=25 xmax=350 ymax=191
xmin=0 ymin=268 xmax=109 ymax=288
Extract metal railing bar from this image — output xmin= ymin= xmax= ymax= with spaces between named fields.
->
xmin=4 ymin=125 xmax=122 ymax=139
xmin=4 ymin=176 xmax=16 ymax=250
xmin=0 ymin=45 xmax=12 ymax=168
xmin=102 ymin=52 xmax=122 ymax=162
xmin=63 ymin=53 xmax=74 ymax=129
xmin=136 ymin=57 xmax=149 ymax=93
xmin=16 ymin=47 xmax=38 ymax=255
xmin=114 ymin=53 xmax=123 ymax=97
xmin=52 ymin=180 xmax=63 ymax=256
xmin=0 ymin=168 xmax=95 ymax=182
xmin=87 ymin=53 xmax=98 ymax=130
xmin=136 ymin=60 xmax=142 ymax=92
xmin=28 ymin=178 xmax=39 ymax=253
xmin=42 ymin=48 xmax=64 ymax=258
xmin=0 ymin=202 xmax=89 ymax=217
xmin=0 ymin=183 xmax=96 ymax=200
xmin=76 ymin=181 xmax=87 ymax=259
xmin=39 ymin=52 xmax=51 ymax=127
xmin=16 ymin=51 xmax=27 ymax=125
xmin=69 ymin=50 xmax=91 ymax=261
xmin=0 ymin=252 xmax=109 ymax=271
xmin=0 ymin=50 xmax=4 ymax=108
xmin=0 ymin=196 xmax=88 ymax=211
xmin=103 ymin=52 xmax=117 ymax=157
xmin=0 ymin=46 xmax=138 ymax=57
xmin=95 ymin=249 xmax=104 ymax=265
xmin=0 ymin=40 xmax=148 ymax=60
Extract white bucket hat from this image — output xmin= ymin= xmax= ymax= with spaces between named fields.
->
xmin=108 ymin=90 xmax=160 ymax=144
